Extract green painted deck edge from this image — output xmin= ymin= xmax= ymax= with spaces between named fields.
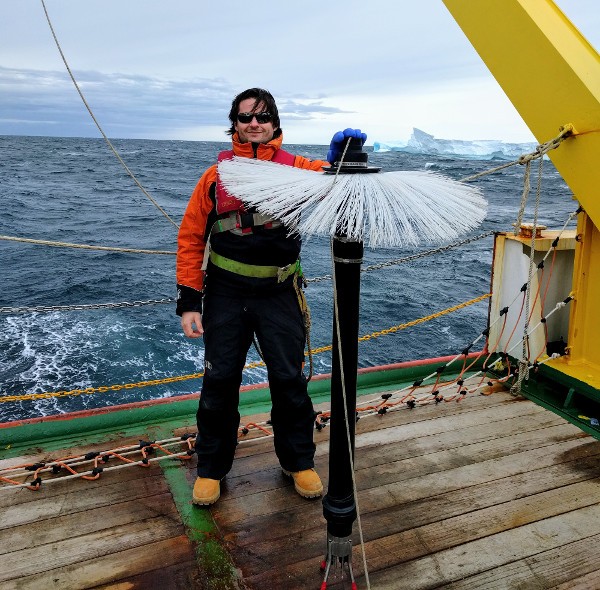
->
xmin=0 ymin=359 xmax=484 ymax=458
xmin=160 ymin=460 xmax=241 ymax=590
xmin=521 ymin=362 xmax=600 ymax=440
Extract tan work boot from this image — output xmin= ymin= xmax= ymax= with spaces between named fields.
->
xmin=192 ymin=477 xmax=221 ymax=506
xmin=282 ymin=468 xmax=323 ymax=498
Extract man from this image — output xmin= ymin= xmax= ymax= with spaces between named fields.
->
xmin=176 ymin=87 xmax=364 ymax=505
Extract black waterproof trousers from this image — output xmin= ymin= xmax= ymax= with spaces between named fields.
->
xmin=195 ymin=284 xmax=316 ymax=479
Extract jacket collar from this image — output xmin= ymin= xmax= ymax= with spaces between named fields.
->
xmin=231 ymin=131 xmax=284 ymax=160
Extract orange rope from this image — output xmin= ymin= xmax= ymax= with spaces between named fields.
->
xmin=239 ymin=422 xmax=273 ymax=437
xmin=0 ymin=438 xmax=193 ymax=491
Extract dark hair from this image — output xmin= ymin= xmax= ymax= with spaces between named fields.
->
xmin=226 ymin=88 xmax=280 ymax=136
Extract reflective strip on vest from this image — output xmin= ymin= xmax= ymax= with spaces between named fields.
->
xmin=211 ymin=211 xmax=282 ymax=236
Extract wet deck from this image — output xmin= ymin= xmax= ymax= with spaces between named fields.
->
xmin=0 ymin=443 xmax=202 ymax=589
xmin=2 ymin=389 xmax=600 ymax=589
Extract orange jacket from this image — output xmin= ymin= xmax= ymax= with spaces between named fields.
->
xmin=177 ymin=132 xmax=326 ymax=294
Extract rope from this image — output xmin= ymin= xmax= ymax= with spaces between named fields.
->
xmin=459 ymin=160 xmax=522 ymax=182
xmin=511 ymin=157 xmax=544 ymax=396
xmin=459 ymin=125 xmax=574 ymax=183
xmin=9 ymin=345 xmax=577 ymax=493
xmin=0 ymin=232 xmax=493 ymax=315
xmin=307 ymin=293 xmax=492 ymax=357
xmin=1 ymin=368 xmax=502 ymax=493
xmin=40 ymin=0 xmax=179 ymax=230
xmin=294 ymin=276 xmax=314 ymax=380
xmin=2 ymin=210 xmax=579 ymax=488
xmin=0 ymin=298 xmax=175 ymax=315
xmin=0 ymin=436 xmax=196 ymax=492
xmin=0 ymin=234 xmax=175 ymax=255
xmin=333 ymin=208 xmax=578 ymax=421
xmin=0 ymin=293 xmax=490 ymax=403
xmin=514 ymin=159 xmax=532 ymax=235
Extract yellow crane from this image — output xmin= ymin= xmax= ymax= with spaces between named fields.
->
xmin=444 ymin=0 xmax=600 ymax=389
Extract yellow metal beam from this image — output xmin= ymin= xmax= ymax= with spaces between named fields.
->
xmin=442 ymin=0 xmax=600 ymax=226
xmin=442 ymin=0 xmax=600 ymax=380
xmin=557 ymin=211 xmax=600 ymax=380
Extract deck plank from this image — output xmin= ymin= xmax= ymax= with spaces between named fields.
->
xmin=0 ymin=507 xmax=185 ymax=582
xmin=233 ymin=474 xmax=600 ymax=582
xmin=3 ymin=390 xmax=600 ymax=589
xmin=230 ymin=397 xmax=562 ymax=480
xmin=4 ymin=536 xmax=199 ymax=590
xmin=550 ymin=564 xmax=600 ymax=590
xmin=224 ymin=416 xmax=582 ymax=504
xmin=226 ymin=454 xmax=600 ymax=552
xmin=0 ymin=490 xmax=178 ymax=555
xmin=211 ymin=392 xmax=600 ymax=589
xmin=434 ymin=534 xmax=600 ymax=589
xmin=357 ymin=503 xmax=600 ymax=589
xmin=0 ymin=440 xmax=201 ymax=589
xmin=91 ymin=560 xmax=202 ymax=590
xmin=0 ymin=470 xmax=167 ymax=530
xmin=212 ymin=428 xmax=598 ymax=526
xmin=0 ymin=437 xmax=168 ymax=509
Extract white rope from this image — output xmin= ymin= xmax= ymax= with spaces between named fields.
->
xmin=0 ymin=234 xmax=175 ymax=255
xmin=511 ymin=157 xmax=544 ymax=396
xmin=0 ymin=452 xmax=188 ymax=492
xmin=513 ymin=160 xmax=532 ymax=235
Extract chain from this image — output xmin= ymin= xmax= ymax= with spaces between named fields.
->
xmin=2 ymin=358 xmax=268 ymax=403
xmin=0 ymin=373 xmax=204 ymax=403
xmin=1 ymin=294 xmax=491 ymax=403
xmin=2 ymin=234 xmax=494 ymax=313
xmin=361 ymin=231 xmax=494 ymax=273
xmin=2 ymin=293 xmax=492 ymax=403
xmin=306 ymin=231 xmax=495 ymax=283
xmin=291 ymin=293 xmax=491 ymax=357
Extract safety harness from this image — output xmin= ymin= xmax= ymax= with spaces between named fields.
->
xmin=205 ymin=147 xmax=299 ymax=276
xmin=208 ymin=251 xmax=301 ymax=283
xmin=210 ymin=211 xmax=282 ymax=237
xmin=206 ymin=147 xmax=313 ymax=379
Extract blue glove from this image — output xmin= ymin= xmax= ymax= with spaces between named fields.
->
xmin=327 ymin=128 xmax=367 ymax=165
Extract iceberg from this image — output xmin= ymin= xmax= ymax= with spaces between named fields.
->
xmin=373 ymin=128 xmax=537 ymax=160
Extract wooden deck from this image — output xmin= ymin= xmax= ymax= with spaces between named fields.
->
xmin=0 ymin=443 xmax=202 ymax=589
xmin=2 ymin=389 xmax=600 ymax=589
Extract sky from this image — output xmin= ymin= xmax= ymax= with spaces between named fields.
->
xmin=0 ymin=0 xmax=598 ymax=146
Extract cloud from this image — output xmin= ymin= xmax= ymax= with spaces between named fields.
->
xmin=1 ymin=0 xmax=597 ymax=144
xmin=0 ymin=66 xmax=350 ymax=140
xmin=278 ymin=99 xmax=351 ymax=121
xmin=0 ymin=66 xmax=227 ymax=138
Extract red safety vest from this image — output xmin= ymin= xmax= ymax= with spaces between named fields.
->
xmin=215 ymin=149 xmax=295 ymax=215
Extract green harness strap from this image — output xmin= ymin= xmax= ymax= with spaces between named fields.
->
xmin=209 ymin=251 xmax=301 ymax=283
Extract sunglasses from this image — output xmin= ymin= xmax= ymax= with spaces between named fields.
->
xmin=236 ymin=112 xmax=272 ymax=124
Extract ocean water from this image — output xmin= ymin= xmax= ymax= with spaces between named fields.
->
xmin=0 ymin=135 xmax=575 ymax=423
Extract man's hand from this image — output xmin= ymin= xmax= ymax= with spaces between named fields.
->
xmin=181 ymin=311 xmax=204 ymax=338
xmin=327 ymin=128 xmax=367 ymax=165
